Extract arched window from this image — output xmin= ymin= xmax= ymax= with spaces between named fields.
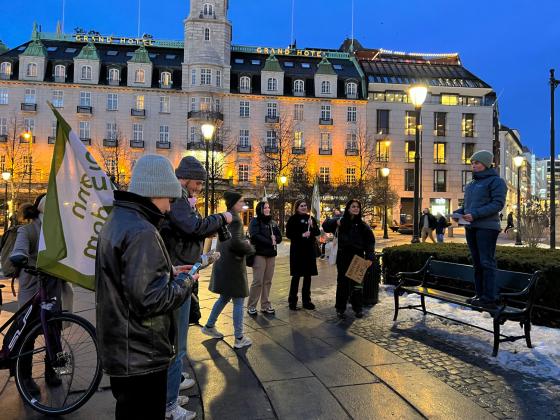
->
xmin=293 ymin=79 xmax=304 ymax=94
xmin=204 ymin=28 xmax=210 ymax=41
xmin=267 ymin=77 xmax=277 ymax=92
xmin=161 ymin=71 xmax=172 ymax=87
xmin=26 ymin=63 xmax=38 ymax=77
xmin=108 ymin=68 xmax=120 ymax=82
xmin=239 ymin=76 xmax=251 ymax=92
xmin=135 ymin=69 xmax=145 ymax=83
xmin=321 ymin=80 xmax=331 ymax=94
xmin=203 ymin=3 xmax=214 ymax=16
xmin=0 ymin=62 xmax=12 ymax=77
xmin=54 ymin=64 xmax=66 ymax=78
xmin=81 ymin=65 xmax=92 ymax=80
xmin=346 ymin=81 xmax=357 ymax=97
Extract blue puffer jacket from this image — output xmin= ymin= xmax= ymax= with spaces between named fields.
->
xmin=454 ymin=168 xmax=506 ymax=231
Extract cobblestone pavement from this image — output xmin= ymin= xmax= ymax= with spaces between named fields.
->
xmin=301 ymin=259 xmax=560 ymax=420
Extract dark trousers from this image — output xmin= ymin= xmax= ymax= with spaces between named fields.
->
xmin=289 ymin=276 xmax=311 ymax=305
xmin=335 ymin=272 xmax=363 ymax=313
xmin=465 ymin=227 xmax=499 ymax=302
xmin=110 ymin=369 xmax=167 ymax=420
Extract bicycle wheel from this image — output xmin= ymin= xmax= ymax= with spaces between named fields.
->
xmin=14 ymin=313 xmax=103 ymax=415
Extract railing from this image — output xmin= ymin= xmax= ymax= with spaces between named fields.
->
xmin=77 ymin=105 xmax=93 ymax=114
xmin=131 ymin=108 xmax=146 ymax=117
xmin=0 ymin=134 xmax=7 ymax=143
xmin=130 ymin=140 xmax=145 ymax=148
xmin=376 ymin=155 xmax=389 ymax=162
xmin=187 ymin=141 xmax=224 ymax=152
xmin=80 ymin=138 xmax=92 ymax=145
xmin=237 ymin=145 xmax=252 ymax=153
xmin=159 ymin=82 xmax=173 ymax=89
xmin=156 ymin=141 xmax=171 ymax=149
xmin=187 ymin=110 xmax=224 ymax=121
xmin=239 ymin=87 xmax=251 ymax=94
xmin=265 ymin=115 xmax=279 ymax=123
xmin=47 ymin=136 xmax=56 ymax=144
xmin=21 ymin=103 xmax=37 ymax=112
xmin=108 ymin=78 xmax=120 ymax=86
xmin=103 ymin=139 xmax=118 ymax=147
xmin=0 ymin=73 xmax=10 ymax=80
xmin=434 ymin=158 xmax=447 ymax=164
xmin=19 ymin=135 xmax=36 ymax=144
xmin=345 ymin=149 xmax=359 ymax=156
xmin=54 ymin=75 xmax=65 ymax=83
xmin=319 ymin=118 xmax=333 ymax=125
xmin=319 ymin=148 xmax=332 ymax=155
xmin=264 ymin=146 xmax=279 ymax=154
xmin=292 ymin=147 xmax=305 ymax=155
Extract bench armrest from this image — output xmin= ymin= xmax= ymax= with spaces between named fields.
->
xmin=396 ymin=257 xmax=432 ymax=285
xmin=498 ymin=271 xmax=541 ymax=304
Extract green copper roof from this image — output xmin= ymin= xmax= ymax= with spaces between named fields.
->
xmin=76 ymin=42 xmax=100 ymax=60
xmin=316 ymin=56 xmax=336 ymax=75
xmin=128 ymin=45 xmax=151 ymax=63
xmin=0 ymin=40 xmax=8 ymax=55
xmin=21 ymin=40 xmax=47 ymax=57
xmin=263 ymin=53 xmax=282 ymax=72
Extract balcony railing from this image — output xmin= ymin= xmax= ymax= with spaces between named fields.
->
xmin=21 ymin=103 xmax=37 ymax=112
xmin=108 ymin=78 xmax=120 ymax=86
xmin=131 ymin=108 xmax=146 ymax=117
xmin=187 ymin=110 xmax=224 ymax=121
xmin=434 ymin=158 xmax=447 ymax=164
xmin=376 ymin=155 xmax=389 ymax=162
xmin=239 ymin=87 xmax=251 ymax=94
xmin=0 ymin=73 xmax=11 ymax=80
xmin=264 ymin=146 xmax=279 ymax=154
xmin=319 ymin=148 xmax=332 ymax=155
xmin=319 ymin=118 xmax=333 ymax=125
xmin=292 ymin=147 xmax=305 ymax=155
xmin=434 ymin=129 xmax=446 ymax=137
xmin=130 ymin=140 xmax=145 ymax=148
xmin=19 ymin=135 xmax=36 ymax=144
xmin=0 ymin=134 xmax=7 ymax=143
xmin=237 ymin=145 xmax=252 ymax=153
xmin=156 ymin=141 xmax=171 ymax=149
xmin=159 ymin=81 xmax=173 ymax=89
xmin=265 ymin=115 xmax=279 ymax=123
xmin=103 ymin=139 xmax=118 ymax=147
xmin=186 ymin=141 xmax=224 ymax=152
xmin=77 ymin=105 xmax=93 ymax=114
xmin=345 ymin=148 xmax=359 ymax=156
xmin=80 ymin=138 xmax=92 ymax=145
xmin=54 ymin=75 xmax=65 ymax=83
xmin=48 ymin=136 xmax=56 ymax=144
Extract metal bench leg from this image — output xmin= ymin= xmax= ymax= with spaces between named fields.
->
xmin=393 ymin=289 xmax=400 ymax=321
xmin=524 ymin=321 xmax=532 ymax=348
xmin=492 ymin=317 xmax=500 ymax=357
xmin=420 ymin=295 xmax=427 ymax=315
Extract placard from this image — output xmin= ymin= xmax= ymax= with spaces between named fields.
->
xmin=345 ymin=255 xmax=372 ymax=284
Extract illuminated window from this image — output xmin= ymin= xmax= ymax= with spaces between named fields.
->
xmin=373 ymin=92 xmax=385 ymax=101
xmin=294 ymin=104 xmax=304 ymax=120
xmin=434 ymin=170 xmax=447 ymax=192
xmin=239 ymin=129 xmax=250 ymax=147
xmin=159 ymin=125 xmax=170 ymax=143
xmin=376 ymin=110 xmax=390 ymax=134
xmin=24 ymin=118 xmax=35 ymax=134
xmin=294 ymin=79 xmax=304 ymax=94
xmin=0 ymin=62 xmax=11 ymax=77
xmin=347 ymin=106 xmax=357 ymax=122
xmin=240 ymin=76 xmax=251 ymax=92
xmin=320 ymin=132 xmax=331 ymax=151
xmin=135 ymin=69 xmax=145 ymax=83
xmin=161 ymin=71 xmax=172 ymax=87
xmin=132 ymin=123 xmax=143 ymax=141
xmin=319 ymin=167 xmax=330 ymax=184
xmin=239 ymin=164 xmax=249 ymax=182
xmin=239 ymin=100 xmax=250 ymax=117
xmin=346 ymin=82 xmax=357 ymax=98
xmin=405 ymin=111 xmax=416 ymax=135
xmin=79 ymin=121 xmax=90 ymax=139
xmin=204 ymin=28 xmax=210 ymax=41
xmin=434 ymin=112 xmax=446 ymax=136
xmin=441 ymin=94 xmax=458 ymax=105
xmin=462 ymin=143 xmax=475 ymax=164
xmin=160 ymin=96 xmax=170 ymax=113
xmin=52 ymin=90 xmax=63 ymax=108
xmin=294 ymin=131 xmax=303 ymax=148
xmin=107 ymin=93 xmax=118 ymax=111
xmin=54 ymin=64 xmax=65 ymax=79
xmin=200 ymin=97 xmax=211 ymax=111
xmin=404 ymin=169 xmax=415 ymax=191
xmin=462 ymin=170 xmax=473 ymax=191
xmin=459 ymin=96 xmax=481 ymax=106
xmin=346 ymin=167 xmax=356 ymax=184
xmin=462 ymin=113 xmax=475 ymax=137
xmin=321 ymin=80 xmax=331 ymax=94
xmin=266 ymin=102 xmax=278 ymax=118
xmin=79 ymin=91 xmax=91 ymax=107
xmin=376 ymin=140 xmax=390 ymax=162
xmin=201 ymin=68 xmax=211 ymax=85
xmin=26 ymin=63 xmax=38 ymax=77
xmin=405 ymin=141 xmax=415 ymax=163
xmin=81 ymin=65 xmax=92 ymax=80
xmin=433 ymin=142 xmax=446 ymax=164
xmin=267 ymin=77 xmax=278 ymax=91
xmin=135 ymin=95 xmax=145 ymax=110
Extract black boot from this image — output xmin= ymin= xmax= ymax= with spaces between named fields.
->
xmin=302 ymin=302 xmax=315 ymax=310
xmin=45 ymin=361 xmax=62 ymax=387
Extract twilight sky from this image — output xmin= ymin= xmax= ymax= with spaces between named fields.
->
xmin=1 ymin=0 xmax=559 ymax=157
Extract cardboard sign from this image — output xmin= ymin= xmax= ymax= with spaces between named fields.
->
xmin=345 ymin=255 xmax=373 ymax=284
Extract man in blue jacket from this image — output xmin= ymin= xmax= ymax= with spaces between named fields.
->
xmin=453 ymin=150 xmax=506 ymax=308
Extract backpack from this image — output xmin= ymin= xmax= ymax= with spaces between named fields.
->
xmin=0 ymin=226 xmax=20 ymax=278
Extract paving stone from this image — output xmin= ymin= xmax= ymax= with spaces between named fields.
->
xmin=263 ymin=377 xmax=349 ymax=420
xmin=331 ymin=383 xmax=423 ymax=420
xmin=321 ymin=334 xmax=407 ymax=367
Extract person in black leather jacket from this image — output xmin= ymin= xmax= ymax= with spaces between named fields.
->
xmin=323 ymin=199 xmax=375 ymax=319
xmin=247 ymin=201 xmax=282 ymax=315
xmin=96 ymin=155 xmax=196 ymax=420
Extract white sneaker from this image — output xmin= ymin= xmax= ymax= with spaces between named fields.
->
xmin=166 ymin=405 xmax=196 ymax=420
xmin=177 ymin=395 xmax=189 ymax=406
xmin=247 ymin=307 xmax=257 ymax=315
xmin=181 ymin=372 xmax=191 ymax=380
xmin=234 ymin=336 xmax=253 ymax=349
xmin=179 ymin=376 xmax=196 ymax=391
xmin=201 ymin=326 xmax=224 ymax=339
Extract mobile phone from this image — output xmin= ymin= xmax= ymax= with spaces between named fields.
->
xmin=188 ymin=262 xmax=202 ymax=277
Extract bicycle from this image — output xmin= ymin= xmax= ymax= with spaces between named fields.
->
xmin=0 ymin=261 xmax=103 ymax=415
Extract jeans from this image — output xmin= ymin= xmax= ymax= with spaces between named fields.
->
xmin=465 ymin=227 xmax=500 ymax=301
xmin=206 ymin=295 xmax=244 ymax=338
xmin=436 ymin=233 xmax=444 ymax=243
xmin=111 ymin=369 xmax=167 ymax=420
xmin=288 ymin=276 xmax=311 ymax=306
xmin=166 ymin=295 xmax=191 ymax=411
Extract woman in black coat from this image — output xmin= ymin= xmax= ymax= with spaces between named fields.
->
xmin=323 ymin=199 xmax=375 ymax=319
xmin=286 ymin=199 xmax=320 ymax=310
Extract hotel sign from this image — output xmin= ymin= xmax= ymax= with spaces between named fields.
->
xmin=74 ymin=34 xmax=154 ymax=46
xmin=255 ymin=47 xmax=323 ymax=57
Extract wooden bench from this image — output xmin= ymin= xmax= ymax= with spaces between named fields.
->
xmin=393 ymin=258 xmax=541 ymax=356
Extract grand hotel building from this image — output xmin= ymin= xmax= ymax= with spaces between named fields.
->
xmin=0 ymin=0 xmax=497 ymax=221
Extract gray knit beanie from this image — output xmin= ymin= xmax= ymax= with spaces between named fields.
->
xmin=175 ymin=156 xmax=207 ymax=180
xmin=470 ymin=150 xmax=494 ymax=168
xmin=128 ymin=155 xmax=182 ymax=198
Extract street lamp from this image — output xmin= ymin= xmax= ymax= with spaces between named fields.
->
xmin=513 ymin=155 xmax=525 ymax=246
xmin=21 ymin=130 xmax=33 ymax=201
xmin=279 ymin=175 xmax=287 ymax=235
xmin=380 ymin=167 xmax=390 ymax=239
xmin=408 ymin=84 xmax=428 ymax=243
xmin=550 ymin=69 xmax=559 ymax=249
xmin=2 ymin=171 xmax=11 ymax=231
xmin=201 ymin=123 xmax=215 ymax=217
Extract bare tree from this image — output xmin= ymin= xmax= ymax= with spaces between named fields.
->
xmin=208 ymin=124 xmax=236 ymax=213
xmin=92 ymin=127 xmax=132 ymax=190
xmin=519 ymin=199 xmax=549 ymax=247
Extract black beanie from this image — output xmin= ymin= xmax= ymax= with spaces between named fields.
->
xmin=224 ymin=190 xmax=242 ymax=210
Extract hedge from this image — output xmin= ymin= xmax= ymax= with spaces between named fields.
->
xmin=382 ymin=243 xmax=560 ymax=327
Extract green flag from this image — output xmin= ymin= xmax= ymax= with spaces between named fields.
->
xmin=36 ymin=103 xmax=114 ymax=290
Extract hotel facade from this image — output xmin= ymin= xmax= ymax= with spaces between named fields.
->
xmin=0 ymin=0 xmax=498 ymax=221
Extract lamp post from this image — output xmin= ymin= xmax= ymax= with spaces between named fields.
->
xmin=513 ymin=155 xmax=525 ymax=246
xmin=2 ymin=171 xmax=11 ymax=231
xmin=279 ymin=175 xmax=287 ymax=235
xmin=408 ymin=84 xmax=428 ymax=243
xmin=550 ymin=69 xmax=559 ymax=249
xmin=22 ymin=130 xmax=32 ymax=201
xmin=380 ymin=167 xmax=390 ymax=239
xmin=201 ymin=123 xmax=215 ymax=217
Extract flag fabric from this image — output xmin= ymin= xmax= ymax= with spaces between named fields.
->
xmin=311 ymin=177 xmax=321 ymax=223
xmin=37 ymin=103 xmax=114 ymax=290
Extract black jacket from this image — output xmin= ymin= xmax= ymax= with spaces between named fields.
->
xmin=435 ymin=216 xmax=449 ymax=235
xmin=95 ymin=191 xmax=193 ymax=377
xmin=286 ymin=213 xmax=320 ymax=277
xmin=249 ymin=217 xmax=282 ymax=257
xmin=419 ymin=213 xmax=437 ymax=230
